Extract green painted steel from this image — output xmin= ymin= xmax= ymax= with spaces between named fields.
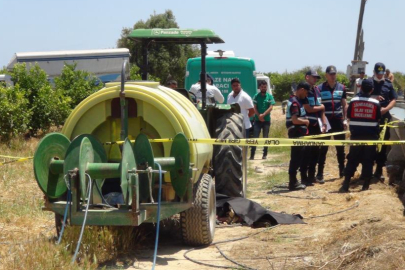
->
xmin=170 ymin=133 xmax=190 ymax=198
xmin=129 ymin=28 xmax=224 ymax=44
xmin=33 ymin=133 xmax=70 ymax=198
xmin=133 ymin=133 xmax=154 ymax=202
xmin=86 ymin=163 xmax=120 ymax=179
xmin=121 ymin=138 xmax=136 ymax=205
xmin=37 ymin=130 xmax=193 ymax=226
xmin=49 ymin=160 xmax=64 ymax=175
xmin=154 ymin=157 xmax=176 ymax=171
xmin=79 ymin=137 xmax=94 ymax=201
xmin=185 ymin=56 xmax=257 ymax=100
xmin=64 ymin=134 xmax=107 ymax=201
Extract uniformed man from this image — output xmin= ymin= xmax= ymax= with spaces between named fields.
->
xmin=372 ymin=62 xmax=397 ymax=181
xmin=299 ymin=69 xmax=327 ymax=186
xmin=340 ymin=79 xmax=381 ymax=192
xmin=317 ymin=65 xmax=348 ymax=181
xmin=286 ymin=82 xmax=310 ymax=191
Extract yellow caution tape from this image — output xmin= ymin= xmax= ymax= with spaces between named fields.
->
xmin=0 ymin=154 xmax=32 ymax=159
xmin=378 ymin=119 xmax=389 ymax=152
xmin=0 ymin=157 xmax=33 ymax=166
xmin=300 ymin=131 xmax=349 ymax=139
xmin=102 ymin=137 xmax=405 ymax=147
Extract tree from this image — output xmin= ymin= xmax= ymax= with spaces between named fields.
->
xmin=117 ymin=10 xmax=200 ymax=87
xmin=267 ymin=66 xmax=351 ymax=101
xmin=8 ymin=63 xmax=71 ymax=136
xmin=0 ymin=85 xmax=31 ymax=141
xmin=54 ymin=63 xmax=103 ymax=108
xmin=393 ymin=72 xmax=405 ymax=92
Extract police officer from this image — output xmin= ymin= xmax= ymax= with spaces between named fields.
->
xmin=300 ymin=69 xmax=327 ymax=186
xmin=340 ymin=79 xmax=381 ymax=192
xmin=372 ymin=62 xmax=397 ymax=181
xmin=287 ymin=82 xmax=310 ymax=191
xmin=317 ymin=65 xmax=348 ymax=181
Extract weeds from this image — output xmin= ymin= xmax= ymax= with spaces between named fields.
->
xmin=0 ymin=138 xmax=149 ymax=269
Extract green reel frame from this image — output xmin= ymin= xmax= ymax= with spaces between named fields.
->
xmin=33 ymin=132 xmax=194 ymax=226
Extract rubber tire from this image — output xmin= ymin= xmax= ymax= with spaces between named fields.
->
xmin=180 ymin=174 xmax=216 ymax=246
xmin=213 ymin=112 xmax=244 ymax=197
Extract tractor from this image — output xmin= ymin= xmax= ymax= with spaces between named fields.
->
xmin=33 ymin=28 xmax=245 ymax=247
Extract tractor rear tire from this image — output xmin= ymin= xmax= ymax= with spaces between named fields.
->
xmin=213 ymin=112 xmax=244 ymax=197
xmin=180 ymin=174 xmax=216 ymax=246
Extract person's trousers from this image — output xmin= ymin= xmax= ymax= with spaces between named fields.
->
xmin=289 ymin=136 xmax=305 ymax=175
xmin=376 ymin=116 xmax=391 ymax=167
xmin=318 ymin=119 xmax=345 ymax=171
xmin=300 ymin=125 xmax=321 ymax=175
xmin=251 ymin=121 xmax=270 ymax=156
xmin=345 ymin=145 xmax=376 ymax=179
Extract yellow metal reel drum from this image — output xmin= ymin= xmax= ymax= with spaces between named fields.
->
xmin=62 ymin=82 xmax=212 ymax=200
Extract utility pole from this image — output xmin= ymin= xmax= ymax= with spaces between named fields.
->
xmin=353 ymin=0 xmax=367 ymax=61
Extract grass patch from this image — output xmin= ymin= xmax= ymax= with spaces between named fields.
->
xmin=0 ymin=138 xmax=151 ymax=269
xmin=265 ymin=171 xmax=289 ymax=190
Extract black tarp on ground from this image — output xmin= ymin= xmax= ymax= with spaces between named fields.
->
xmin=216 ymin=194 xmax=305 ymax=226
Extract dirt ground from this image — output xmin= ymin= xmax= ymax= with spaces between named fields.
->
xmin=124 ymin=107 xmax=405 ymax=270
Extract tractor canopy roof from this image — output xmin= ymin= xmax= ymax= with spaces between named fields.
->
xmin=129 ymin=28 xmax=225 ymax=44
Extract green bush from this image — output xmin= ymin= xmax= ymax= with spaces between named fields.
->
xmin=30 ymin=85 xmax=71 ymax=134
xmin=54 ymin=63 xmax=103 ymax=108
xmin=10 ymin=63 xmax=49 ymax=104
xmin=8 ymin=63 xmax=73 ymax=136
xmin=0 ymin=85 xmax=32 ymax=141
xmin=268 ymin=66 xmax=351 ymax=102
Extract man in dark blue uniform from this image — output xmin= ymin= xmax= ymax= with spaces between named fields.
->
xmin=371 ymin=62 xmax=397 ymax=181
xmin=317 ymin=65 xmax=348 ymax=181
xmin=340 ymin=79 xmax=381 ymax=192
xmin=286 ymin=82 xmax=310 ymax=191
xmin=300 ymin=69 xmax=327 ymax=186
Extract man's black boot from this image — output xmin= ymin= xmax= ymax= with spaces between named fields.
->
xmin=316 ymin=166 xmax=325 ymax=184
xmin=308 ymin=169 xmax=316 ymax=184
xmin=262 ymin=148 xmax=268 ymax=160
xmin=339 ymin=177 xmax=350 ymax=193
xmin=249 ymin=152 xmax=255 ymax=160
xmin=289 ymin=174 xmax=306 ymax=191
xmin=339 ymin=164 xmax=345 ymax=178
xmin=301 ymin=171 xmax=313 ymax=186
xmin=373 ymin=165 xmax=383 ymax=180
xmin=362 ymin=178 xmax=371 ymax=191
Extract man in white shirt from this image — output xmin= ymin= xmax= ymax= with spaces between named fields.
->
xmin=355 ymin=71 xmax=365 ymax=94
xmin=189 ymin=75 xmax=224 ymax=105
xmin=227 ymin=78 xmax=255 ymax=138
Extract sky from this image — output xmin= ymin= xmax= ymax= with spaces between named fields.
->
xmin=1 ymin=0 xmax=404 ymax=75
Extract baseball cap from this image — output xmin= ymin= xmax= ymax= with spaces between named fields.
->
xmin=325 ymin=65 xmax=337 ymax=74
xmin=361 ymin=79 xmax=374 ymax=92
xmin=374 ymin=62 xmax=386 ymax=75
xmin=305 ymin=69 xmax=321 ymax=78
xmin=297 ymin=82 xmax=310 ymax=91
xmin=206 ymin=74 xmax=214 ymax=82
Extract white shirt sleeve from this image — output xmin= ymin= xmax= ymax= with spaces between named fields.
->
xmin=190 ymin=83 xmax=200 ymax=94
xmin=210 ymin=85 xmax=224 ymax=103
xmin=242 ymin=93 xmax=254 ymax=110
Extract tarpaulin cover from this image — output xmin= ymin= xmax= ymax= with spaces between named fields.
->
xmin=216 ymin=194 xmax=305 ymax=226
